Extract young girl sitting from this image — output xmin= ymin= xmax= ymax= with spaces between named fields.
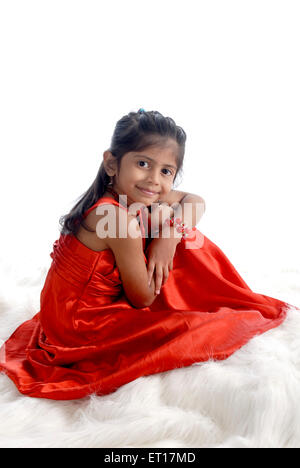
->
xmin=0 ymin=108 xmax=298 ymax=401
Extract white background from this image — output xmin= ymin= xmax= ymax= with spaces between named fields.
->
xmin=0 ymin=0 xmax=299 ymax=284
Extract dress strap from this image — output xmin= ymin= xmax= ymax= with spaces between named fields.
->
xmin=83 ymin=197 xmax=128 ymax=219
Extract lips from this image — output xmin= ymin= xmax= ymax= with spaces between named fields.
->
xmin=137 ymin=186 xmax=159 ymax=196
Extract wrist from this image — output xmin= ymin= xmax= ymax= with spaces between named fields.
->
xmin=150 ymin=203 xmax=175 ymax=233
xmin=159 ymin=224 xmax=182 ymax=244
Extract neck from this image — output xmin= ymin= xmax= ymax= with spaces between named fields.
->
xmin=105 ymin=186 xmax=129 ymax=209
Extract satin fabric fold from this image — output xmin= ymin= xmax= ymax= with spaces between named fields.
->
xmin=0 ymin=197 xmax=298 ymax=400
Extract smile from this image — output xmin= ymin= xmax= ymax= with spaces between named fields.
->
xmin=137 ymin=186 xmax=159 ymax=196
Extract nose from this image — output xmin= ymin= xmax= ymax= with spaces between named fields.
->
xmin=146 ymin=167 xmax=161 ymax=186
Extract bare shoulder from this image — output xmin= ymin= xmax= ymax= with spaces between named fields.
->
xmin=77 ymin=203 xmax=134 ymax=252
xmin=75 ymin=203 xmax=121 ymax=251
xmin=83 ymin=202 xmax=130 ymax=231
xmin=103 ymin=204 xmax=141 ymax=245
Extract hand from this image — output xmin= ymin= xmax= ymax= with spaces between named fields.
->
xmin=145 ymin=236 xmax=177 ymax=295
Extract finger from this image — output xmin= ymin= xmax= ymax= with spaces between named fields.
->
xmin=168 ymin=260 xmax=173 ymax=271
xmin=162 ymin=265 xmax=169 ymax=285
xmin=155 ymin=266 xmax=163 ymax=295
xmin=147 ymin=263 xmax=155 ymax=286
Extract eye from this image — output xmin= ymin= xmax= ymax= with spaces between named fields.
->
xmin=138 ymin=160 xmax=149 ymax=168
xmin=162 ymin=168 xmax=173 ymax=176
xmin=137 ymin=161 xmax=173 ymax=176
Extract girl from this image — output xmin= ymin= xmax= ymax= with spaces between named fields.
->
xmin=0 ymin=109 xmax=298 ymax=401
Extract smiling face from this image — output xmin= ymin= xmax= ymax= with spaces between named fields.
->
xmin=103 ymin=139 xmax=179 ymax=207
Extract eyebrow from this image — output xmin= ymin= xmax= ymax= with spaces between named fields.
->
xmin=133 ymin=154 xmax=177 ymax=170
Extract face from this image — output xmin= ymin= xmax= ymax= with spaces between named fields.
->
xmin=103 ymin=139 xmax=179 ymax=207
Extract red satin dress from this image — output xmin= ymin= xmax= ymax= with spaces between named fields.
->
xmin=0 ymin=197 xmax=297 ymax=400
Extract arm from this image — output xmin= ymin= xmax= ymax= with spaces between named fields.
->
xmin=156 ymin=192 xmax=206 ymax=239
xmin=104 ymin=207 xmax=158 ymax=308
xmin=146 ymin=193 xmax=206 ymax=293
xmin=167 ymin=193 xmax=206 ymax=234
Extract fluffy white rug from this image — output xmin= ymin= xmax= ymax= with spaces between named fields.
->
xmin=0 ymin=252 xmax=300 ymax=449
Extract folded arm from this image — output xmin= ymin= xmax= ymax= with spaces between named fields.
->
xmin=145 ymin=191 xmax=206 ymax=295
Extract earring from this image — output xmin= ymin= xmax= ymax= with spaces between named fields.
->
xmin=107 ymin=175 xmax=114 ymax=186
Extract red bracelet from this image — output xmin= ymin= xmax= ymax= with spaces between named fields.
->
xmin=164 ymin=216 xmax=196 ymax=239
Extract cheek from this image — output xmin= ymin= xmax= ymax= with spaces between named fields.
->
xmin=131 ymin=167 xmax=143 ymax=180
xmin=164 ymin=178 xmax=174 ymax=188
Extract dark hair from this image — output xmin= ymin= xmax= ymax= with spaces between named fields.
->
xmin=59 ymin=109 xmax=187 ymax=236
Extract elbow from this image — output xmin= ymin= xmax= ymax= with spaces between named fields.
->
xmin=142 ymin=290 xmax=160 ymax=308
xmin=123 ymin=284 xmax=156 ymax=309
xmin=137 ymin=296 xmax=155 ymax=309
xmin=141 ymin=298 xmax=154 ymax=308
xmin=132 ymin=301 xmax=152 ymax=309
xmin=134 ymin=295 xmax=156 ymax=309
xmin=127 ymin=295 xmax=153 ymax=309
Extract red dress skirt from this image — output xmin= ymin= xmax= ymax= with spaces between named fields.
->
xmin=0 ymin=197 xmax=297 ymax=400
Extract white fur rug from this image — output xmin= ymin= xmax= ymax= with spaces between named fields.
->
xmin=0 ymin=253 xmax=300 ymax=448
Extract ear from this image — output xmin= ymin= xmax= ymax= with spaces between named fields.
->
xmin=103 ymin=150 xmax=117 ymax=176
